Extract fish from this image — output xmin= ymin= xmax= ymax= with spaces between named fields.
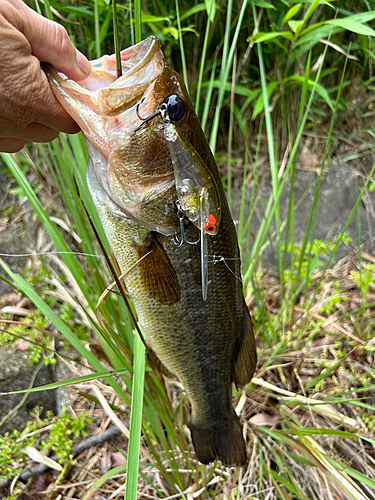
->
xmin=45 ymin=36 xmax=257 ymax=467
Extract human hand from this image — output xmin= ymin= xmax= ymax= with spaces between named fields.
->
xmin=0 ymin=0 xmax=92 ymax=152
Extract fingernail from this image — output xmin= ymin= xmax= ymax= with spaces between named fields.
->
xmin=76 ymin=50 xmax=92 ymax=77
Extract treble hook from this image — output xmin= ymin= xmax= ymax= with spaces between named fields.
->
xmin=172 ymin=208 xmax=185 ymax=248
xmin=134 ymin=98 xmax=162 ymax=132
xmin=172 ymin=201 xmax=200 ymax=247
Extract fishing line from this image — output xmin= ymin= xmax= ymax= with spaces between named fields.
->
xmin=0 ymin=251 xmax=104 ymax=259
xmin=206 ymin=254 xmax=243 ymax=283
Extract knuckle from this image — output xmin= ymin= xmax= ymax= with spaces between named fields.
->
xmin=51 ymin=23 xmax=73 ymax=58
xmin=8 ymin=64 xmax=43 ymax=127
xmin=0 ymin=58 xmax=77 ymax=138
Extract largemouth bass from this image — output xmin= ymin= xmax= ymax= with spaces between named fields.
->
xmin=45 ymin=36 xmax=257 ymax=467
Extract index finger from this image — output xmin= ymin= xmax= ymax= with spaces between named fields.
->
xmin=5 ymin=0 xmax=91 ymax=81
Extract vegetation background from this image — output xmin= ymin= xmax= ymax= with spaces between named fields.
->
xmin=1 ymin=0 xmax=375 ymax=499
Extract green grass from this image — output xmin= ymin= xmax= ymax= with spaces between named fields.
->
xmin=1 ymin=0 xmax=375 ymax=498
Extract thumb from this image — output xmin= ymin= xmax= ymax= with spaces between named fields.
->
xmin=12 ymin=1 xmax=91 ymax=81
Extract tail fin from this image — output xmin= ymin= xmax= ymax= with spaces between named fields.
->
xmin=190 ymin=413 xmax=246 ymax=467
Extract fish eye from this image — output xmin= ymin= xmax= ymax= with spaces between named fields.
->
xmin=163 ymin=94 xmax=186 ymax=122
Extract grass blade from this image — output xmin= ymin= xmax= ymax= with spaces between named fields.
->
xmin=0 ymin=258 xmax=129 ymax=403
xmin=134 ymin=0 xmax=141 ymax=43
xmin=113 ymin=0 xmax=122 ymax=78
xmin=1 ymin=152 xmax=95 ymax=310
xmin=209 ymin=0 xmax=248 ymax=155
xmin=175 ymin=0 xmax=189 ymax=93
xmin=124 ymin=332 xmax=145 ymax=500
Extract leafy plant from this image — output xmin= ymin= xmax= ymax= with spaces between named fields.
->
xmin=0 ymin=408 xmax=91 ymax=481
xmin=0 ymin=262 xmax=84 ymax=365
xmin=283 ymin=234 xmax=353 ymax=286
xmin=40 ymin=408 xmax=92 ymax=464
xmin=0 ymin=429 xmax=30 ymax=481
xmin=351 ymin=263 xmax=375 ymax=300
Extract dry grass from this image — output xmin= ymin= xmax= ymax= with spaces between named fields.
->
xmin=1 ymin=244 xmax=375 ymax=499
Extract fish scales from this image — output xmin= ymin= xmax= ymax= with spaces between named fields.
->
xmin=46 ymin=36 xmax=257 ymax=467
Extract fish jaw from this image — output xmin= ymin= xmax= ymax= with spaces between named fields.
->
xmin=45 ymin=36 xmax=181 ymax=234
xmin=44 ymin=36 xmax=224 ymax=236
xmin=45 ymin=36 xmax=165 ymax=154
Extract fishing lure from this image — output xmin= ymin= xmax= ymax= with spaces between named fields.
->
xmin=135 ymin=95 xmax=221 ymax=300
xmin=160 ymin=102 xmax=220 ymax=233
xmin=160 ymin=101 xmax=221 ymax=301
xmin=199 ymin=187 xmax=209 ymax=300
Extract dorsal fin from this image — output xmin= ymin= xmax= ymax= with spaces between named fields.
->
xmin=233 ymin=306 xmax=257 ymax=389
xmin=132 ymin=233 xmax=180 ymax=305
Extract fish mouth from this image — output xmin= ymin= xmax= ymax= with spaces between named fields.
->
xmin=44 ymin=36 xmax=165 ymax=155
xmin=45 ymin=37 xmax=178 ymax=235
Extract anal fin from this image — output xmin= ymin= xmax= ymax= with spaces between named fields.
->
xmin=233 ymin=305 xmax=257 ymax=389
xmin=132 ymin=232 xmax=180 ymax=305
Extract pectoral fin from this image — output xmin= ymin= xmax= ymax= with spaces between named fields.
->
xmin=233 ymin=306 xmax=257 ymax=389
xmin=132 ymin=233 xmax=180 ymax=305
